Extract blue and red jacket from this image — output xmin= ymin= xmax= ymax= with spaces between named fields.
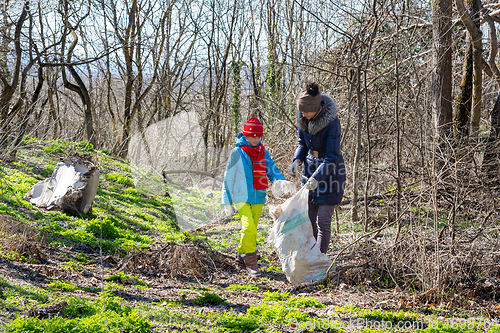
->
xmin=222 ymin=133 xmax=286 ymax=205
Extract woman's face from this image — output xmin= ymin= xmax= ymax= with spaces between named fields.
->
xmin=300 ymin=105 xmax=322 ymax=120
xmin=302 ymin=111 xmax=319 ymax=120
xmin=245 ymin=136 xmax=261 ymax=147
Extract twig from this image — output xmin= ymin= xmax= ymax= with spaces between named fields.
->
xmin=289 ymin=264 xmax=366 ymax=292
xmin=326 ymin=189 xmax=430 ymax=281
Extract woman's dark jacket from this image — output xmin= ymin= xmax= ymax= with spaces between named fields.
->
xmin=293 ymin=94 xmax=346 ymax=205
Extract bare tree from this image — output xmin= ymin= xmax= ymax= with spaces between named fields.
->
xmin=0 ymin=1 xmax=29 ymax=148
xmin=431 ymin=0 xmax=453 ymax=169
xmin=59 ymin=0 xmax=95 ymax=147
xmin=104 ymin=0 xmax=164 ymax=158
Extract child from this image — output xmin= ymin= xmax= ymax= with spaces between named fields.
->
xmin=222 ymin=117 xmax=295 ymax=276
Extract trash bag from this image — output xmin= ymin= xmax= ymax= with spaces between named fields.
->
xmin=268 ymin=187 xmax=332 ymax=285
xmin=271 ymin=180 xmax=296 ymax=198
xmin=24 ymin=157 xmax=99 ymax=214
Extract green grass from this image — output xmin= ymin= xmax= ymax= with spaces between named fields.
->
xmin=225 ymin=283 xmax=260 ymax=292
xmin=262 ymin=291 xmax=290 ymax=302
xmin=0 ymin=277 xmax=50 ymax=311
xmin=261 ymin=265 xmax=282 ymax=272
xmin=213 ymin=311 xmax=266 ymax=332
xmin=0 ymin=250 xmax=36 ymax=263
xmin=60 ymin=261 xmax=87 ymax=272
xmin=286 ymin=296 xmax=325 ymax=308
xmin=192 ymin=293 xmax=226 ymax=306
xmin=335 ymin=304 xmax=418 ymax=322
xmin=105 ymin=272 xmax=147 ymax=287
xmin=1 ymin=137 xmax=496 ymax=333
xmin=105 ymin=172 xmax=134 ymax=187
xmin=47 ymin=280 xmax=79 ymax=292
xmin=6 ymin=292 xmax=152 ymax=333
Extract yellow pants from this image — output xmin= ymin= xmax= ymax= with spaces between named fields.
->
xmin=235 ymin=202 xmax=264 ymax=254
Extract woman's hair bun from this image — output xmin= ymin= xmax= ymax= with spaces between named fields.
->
xmin=305 ymin=81 xmax=320 ymax=96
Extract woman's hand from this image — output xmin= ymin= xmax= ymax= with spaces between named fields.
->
xmin=304 ymin=177 xmax=318 ymax=190
xmin=288 ymin=159 xmax=302 ymax=176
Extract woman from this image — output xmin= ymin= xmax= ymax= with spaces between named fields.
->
xmin=289 ymin=82 xmax=346 ymax=254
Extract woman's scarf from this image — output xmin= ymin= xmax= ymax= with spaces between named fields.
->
xmin=240 ymin=143 xmax=268 ymax=190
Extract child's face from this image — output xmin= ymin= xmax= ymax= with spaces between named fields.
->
xmin=245 ymin=136 xmax=261 ymax=147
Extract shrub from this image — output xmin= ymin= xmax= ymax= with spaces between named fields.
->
xmin=43 ymin=145 xmax=66 ymax=155
xmin=20 ymin=136 xmax=39 ymax=146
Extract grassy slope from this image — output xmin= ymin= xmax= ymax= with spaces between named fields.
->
xmin=0 ymin=138 xmax=496 ymax=332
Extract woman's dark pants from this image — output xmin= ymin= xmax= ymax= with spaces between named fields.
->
xmin=308 ymin=203 xmax=336 ymax=254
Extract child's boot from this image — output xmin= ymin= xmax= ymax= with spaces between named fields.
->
xmin=240 ymin=251 xmax=261 ymax=276
xmin=235 ymin=253 xmax=245 ymax=272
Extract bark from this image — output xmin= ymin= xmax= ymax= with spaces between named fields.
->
xmin=470 ymin=0 xmax=482 ymax=138
xmin=61 ymin=28 xmax=95 ymax=147
xmin=481 ymin=92 xmax=500 ymax=182
xmin=454 ymin=40 xmax=473 ymax=145
xmin=432 ymin=0 xmax=453 ymax=167
xmin=351 ymin=67 xmax=362 ymax=222
xmin=9 ymin=66 xmax=44 ymax=157
xmin=394 ymin=17 xmax=402 ymax=242
xmin=113 ymin=0 xmax=163 ymax=158
xmin=456 ymin=0 xmax=482 ymax=138
xmin=60 ymin=0 xmax=95 ymax=147
xmin=0 ymin=1 xmax=28 ymax=147
xmin=479 ymin=2 xmax=500 ymax=84
xmin=116 ymin=0 xmax=138 ymax=158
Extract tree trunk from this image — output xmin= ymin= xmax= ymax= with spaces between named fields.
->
xmin=351 ymin=67 xmax=362 ymax=222
xmin=470 ymin=0 xmax=482 ymax=138
xmin=10 ymin=66 xmax=44 ymax=157
xmin=481 ymin=92 xmax=500 ymax=184
xmin=432 ymin=0 xmax=453 ymax=168
xmin=454 ymin=40 xmax=473 ymax=145
xmin=0 ymin=1 xmax=28 ymax=147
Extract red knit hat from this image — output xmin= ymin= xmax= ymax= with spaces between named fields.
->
xmin=243 ymin=117 xmax=263 ymax=137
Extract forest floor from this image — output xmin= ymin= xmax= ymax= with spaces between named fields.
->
xmin=0 ymin=139 xmax=499 ymax=332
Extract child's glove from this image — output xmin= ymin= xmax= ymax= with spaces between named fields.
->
xmin=304 ymin=177 xmax=318 ymax=190
xmin=271 ymin=180 xmax=297 ymax=198
xmin=288 ymin=160 xmax=302 ymax=176
xmin=224 ymin=205 xmax=234 ymax=217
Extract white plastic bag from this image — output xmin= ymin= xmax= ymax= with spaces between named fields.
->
xmin=268 ymin=187 xmax=332 ymax=285
xmin=271 ymin=180 xmax=296 ymax=198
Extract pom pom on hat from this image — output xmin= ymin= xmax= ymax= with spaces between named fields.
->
xmin=297 ymin=81 xmax=322 ymax=113
xmin=243 ymin=117 xmax=263 ymax=137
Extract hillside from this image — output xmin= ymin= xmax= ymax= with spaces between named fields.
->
xmin=0 ymin=138 xmax=499 ymax=333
